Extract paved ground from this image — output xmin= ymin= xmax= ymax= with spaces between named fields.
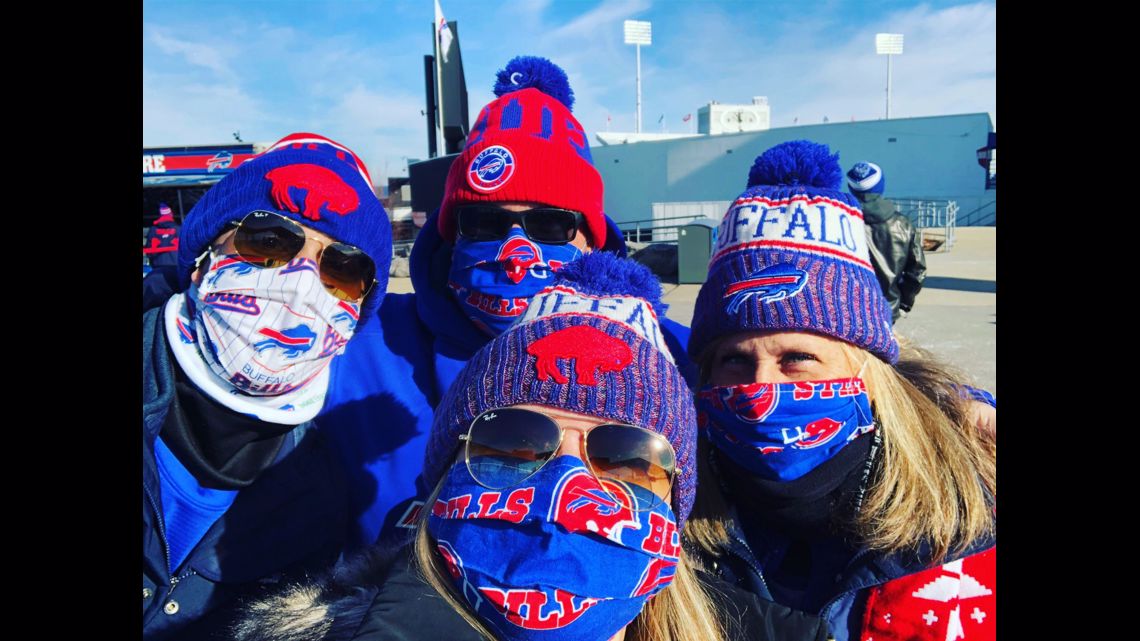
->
xmin=385 ymin=227 xmax=996 ymax=393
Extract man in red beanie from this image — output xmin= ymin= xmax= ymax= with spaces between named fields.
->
xmin=315 ymin=56 xmax=699 ymax=551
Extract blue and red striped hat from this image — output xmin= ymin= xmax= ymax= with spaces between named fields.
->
xmin=424 ymin=252 xmax=698 ymax=526
xmin=688 ymin=140 xmax=898 ymax=364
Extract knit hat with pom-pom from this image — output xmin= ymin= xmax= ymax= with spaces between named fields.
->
xmin=437 ymin=56 xmax=606 ymax=248
xmin=688 ymin=140 xmax=898 ymax=363
xmin=423 ymin=251 xmax=697 ymax=525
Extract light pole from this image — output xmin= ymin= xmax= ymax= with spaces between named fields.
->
xmin=875 ymin=33 xmax=903 ymax=119
xmin=624 ymin=20 xmax=652 ymax=133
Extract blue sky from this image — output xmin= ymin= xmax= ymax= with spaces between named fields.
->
xmin=143 ymin=0 xmax=995 ymax=184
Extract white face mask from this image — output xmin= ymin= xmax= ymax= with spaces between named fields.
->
xmin=189 ymin=251 xmax=359 ymax=396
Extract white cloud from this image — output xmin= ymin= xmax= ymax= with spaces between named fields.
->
xmin=148 ymin=29 xmax=235 ymax=79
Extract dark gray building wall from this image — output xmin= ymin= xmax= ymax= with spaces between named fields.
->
xmin=592 ymin=113 xmax=995 ymax=226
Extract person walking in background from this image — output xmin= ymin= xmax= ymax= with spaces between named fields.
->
xmin=846 ymin=161 xmax=926 ymax=322
xmin=145 ymin=203 xmax=182 ymax=269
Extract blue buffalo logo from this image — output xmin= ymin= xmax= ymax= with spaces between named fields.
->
xmin=723 ymin=263 xmax=808 ymax=314
xmin=467 ymin=145 xmax=516 ymax=193
xmin=253 ymin=324 xmax=318 ymax=358
xmin=206 ymin=256 xmax=256 ymax=287
xmin=332 ymin=300 xmax=360 ymax=331
xmin=207 ymin=151 xmax=234 ymax=172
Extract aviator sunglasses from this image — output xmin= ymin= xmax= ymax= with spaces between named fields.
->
xmin=456 ymin=205 xmax=585 ymax=244
xmin=215 ymin=210 xmax=377 ymax=302
xmin=458 ymin=407 xmax=678 ymax=512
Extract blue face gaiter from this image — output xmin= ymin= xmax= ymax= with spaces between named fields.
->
xmin=448 ymin=229 xmax=583 ymax=336
xmin=426 ymin=455 xmax=680 ymax=641
xmin=696 ymin=378 xmax=876 ymax=481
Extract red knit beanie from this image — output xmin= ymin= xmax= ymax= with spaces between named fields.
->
xmin=437 ymin=56 xmax=606 ymax=248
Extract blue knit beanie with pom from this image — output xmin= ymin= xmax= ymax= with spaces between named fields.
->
xmin=423 ymin=251 xmax=699 ymax=526
xmin=177 ymin=132 xmax=391 ymax=324
xmin=688 ymin=140 xmax=898 ymax=364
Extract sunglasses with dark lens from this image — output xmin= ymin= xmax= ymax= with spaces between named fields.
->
xmin=456 ymin=206 xmax=585 ymax=244
xmin=458 ymin=407 xmax=678 ymax=512
xmin=222 ymin=211 xmax=377 ymax=302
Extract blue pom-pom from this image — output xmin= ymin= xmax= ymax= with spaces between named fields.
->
xmin=746 ymin=140 xmax=843 ymax=190
xmin=552 ymin=252 xmax=667 ymax=316
xmin=493 ymin=56 xmax=575 ymax=111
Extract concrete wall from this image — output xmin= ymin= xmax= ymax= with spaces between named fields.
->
xmin=591 ymin=113 xmax=996 ymax=227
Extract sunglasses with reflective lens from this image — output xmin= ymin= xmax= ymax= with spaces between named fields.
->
xmin=458 ymin=407 xmax=678 ymax=512
xmin=456 ymin=206 xmax=585 ymax=244
xmin=220 ymin=210 xmax=377 ymax=302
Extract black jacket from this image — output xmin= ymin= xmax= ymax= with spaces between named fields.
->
xmin=231 ymin=543 xmax=830 ymax=641
xmin=856 ymin=194 xmax=926 ymax=321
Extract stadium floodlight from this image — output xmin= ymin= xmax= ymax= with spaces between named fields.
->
xmin=624 ymin=20 xmax=652 ymax=133
xmin=875 ymin=33 xmax=904 ymax=119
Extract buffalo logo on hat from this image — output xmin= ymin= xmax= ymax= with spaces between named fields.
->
xmin=527 ymin=326 xmax=633 ymax=385
xmin=467 ymin=145 xmax=516 ymax=193
xmin=723 ymin=263 xmax=808 ymax=314
xmin=265 ymin=164 xmax=361 ymax=221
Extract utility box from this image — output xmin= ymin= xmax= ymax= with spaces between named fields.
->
xmin=677 ymin=218 xmax=718 ymax=284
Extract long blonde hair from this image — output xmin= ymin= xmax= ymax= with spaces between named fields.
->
xmin=686 ymin=336 xmax=996 ymax=565
xmin=413 ymin=470 xmax=728 ymax=641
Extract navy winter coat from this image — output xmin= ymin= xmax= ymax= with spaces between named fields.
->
xmin=143 ymin=306 xmax=349 ymax=640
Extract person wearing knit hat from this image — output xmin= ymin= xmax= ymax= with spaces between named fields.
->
xmin=143 ymin=132 xmax=390 ymax=640
xmin=845 ymin=161 xmax=927 ymax=323
xmin=309 ymin=56 xmax=698 ymax=552
xmin=144 ymin=202 xmax=182 ymax=269
xmin=683 ymin=140 xmax=997 ymax=641
xmin=231 ymin=251 xmax=830 ymax=641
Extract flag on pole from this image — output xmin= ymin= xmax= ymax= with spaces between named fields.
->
xmin=607 ymin=114 xmax=612 ymax=122
xmin=435 ymin=0 xmax=454 ymax=63
xmin=682 ymin=113 xmax=691 ymax=122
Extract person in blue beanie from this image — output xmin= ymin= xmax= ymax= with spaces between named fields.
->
xmin=232 ymin=252 xmax=830 ymax=641
xmin=143 ymin=132 xmax=392 ymax=640
xmin=683 ymin=140 xmax=996 ymax=641
xmin=845 ymin=161 xmax=926 ymax=323
xmin=317 ymin=56 xmax=697 ymax=552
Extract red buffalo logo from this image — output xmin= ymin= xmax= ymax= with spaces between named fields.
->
xmin=721 ymin=382 xmax=779 ymax=423
xmin=497 ymin=236 xmax=543 ymax=284
xmin=785 ymin=417 xmax=844 ymax=449
xmin=527 ymin=326 xmax=633 ymax=385
xmin=551 ymin=470 xmax=639 ymax=543
xmin=265 ymin=164 xmax=360 ymax=221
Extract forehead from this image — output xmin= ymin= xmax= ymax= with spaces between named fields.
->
xmin=511 ymin=404 xmax=617 ymax=429
xmin=716 ymin=330 xmax=849 ymax=355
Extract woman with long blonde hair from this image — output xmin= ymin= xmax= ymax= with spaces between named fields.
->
xmin=233 ymin=252 xmax=829 ymax=641
xmin=683 ymin=141 xmax=996 ymax=641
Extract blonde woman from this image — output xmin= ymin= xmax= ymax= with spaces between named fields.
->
xmin=683 ymin=141 xmax=996 ymax=641
xmin=234 ymin=253 xmax=828 ymax=641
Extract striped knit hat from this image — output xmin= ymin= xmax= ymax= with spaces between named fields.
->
xmin=424 ymin=251 xmax=698 ymax=525
xmin=436 ymin=56 xmax=606 ymax=248
xmin=688 ymin=140 xmax=898 ymax=363
xmin=176 ymin=132 xmax=391 ymax=324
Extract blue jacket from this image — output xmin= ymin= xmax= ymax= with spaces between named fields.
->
xmin=143 ymin=307 xmax=349 ymax=640
xmin=703 ymin=501 xmax=995 ymax=641
xmin=319 ymin=212 xmax=696 ymax=549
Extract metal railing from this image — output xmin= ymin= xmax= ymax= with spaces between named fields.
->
xmin=894 ymin=198 xmax=958 ymax=251
xmin=619 ymin=214 xmax=715 ymax=244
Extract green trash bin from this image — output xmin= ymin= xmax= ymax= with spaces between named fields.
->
xmin=677 ymin=219 xmax=719 ymax=284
